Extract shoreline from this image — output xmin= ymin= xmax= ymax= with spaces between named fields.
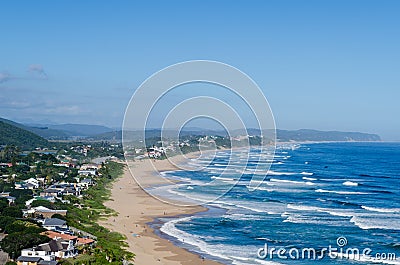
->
xmin=99 ymin=154 xmax=224 ymax=265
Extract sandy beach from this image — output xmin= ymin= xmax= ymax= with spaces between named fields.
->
xmin=100 ymin=156 xmax=223 ymax=265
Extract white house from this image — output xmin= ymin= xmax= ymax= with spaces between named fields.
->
xmin=21 ymin=238 xmax=77 ymax=261
xmin=77 ymin=169 xmax=97 ymax=176
xmin=15 ymin=178 xmax=40 ymax=190
xmin=76 ymin=178 xmax=94 ymax=189
xmin=25 ymin=177 xmax=40 ymax=188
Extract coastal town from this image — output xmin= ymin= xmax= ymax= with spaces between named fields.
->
xmin=0 ymin=142 xmax=134 ymax=265
xmin=0 ymin=134 xmax=234 ymax=265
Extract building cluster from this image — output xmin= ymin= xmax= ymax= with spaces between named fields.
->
xmin=0 ymin=156 xmax=102 ymax=264
xmin=17 ymin=218 xmax=95 ymax=265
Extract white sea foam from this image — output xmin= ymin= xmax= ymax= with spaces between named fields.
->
xmin=325 ymin=210 xmax=354 ymax=217
xmin=270 ymin=178 xmax=314 ymax=186
xmin=300 ymin=171 xmax=314 ymax=176
xmin=253 ymin=187 xmax=274 ymax=192
xmin=343 ymin=181 xmax=359 ymax=186
xmin=160 ymin=217 xmax=233 ymax=261
xmin=167 ymin=188 xmax=212 ymax=204
xmin=211 ymin=176 xmax=237 ymax=181
xmin=224 ymin=213 xmax=264 ymax=221
xmin=287 ymin=204 xmax=321 ymax=211
xmin=283 ymin=215 xmax=338 ymax=225
xmin=302 ymin=176 xmax=317 ymax=181
xmin=268 ymin=170 xmax=296 ymax=175
xmin=235 ymin=204 xmax=265 ymax=213
xmin=350 ymin=215 xmax=400 ymax=230
xmin=361 ymin=206 xmax=400 ymax=213
xmin=285 ymin=204 xmax=400 ymax=230
xmin=315 ymin=189 xmax=368 ymax=195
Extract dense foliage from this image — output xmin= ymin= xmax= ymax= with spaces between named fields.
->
xmin=0 ymin=232 xmax=50 ymax=259
xmin=0 ymin=121 xmax=48 ymax=150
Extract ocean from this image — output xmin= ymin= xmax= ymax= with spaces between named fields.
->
xmin=150 ymin=142 xmax=400 ymax=264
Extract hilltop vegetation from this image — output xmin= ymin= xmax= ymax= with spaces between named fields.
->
xmin=0 ymin=119 xmax=48 ymax=150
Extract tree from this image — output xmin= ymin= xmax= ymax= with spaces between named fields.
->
xmin=10 ymin=189 xmax=33 ymax=207
xmin=0 ymin=216 xmax=15 ymax=232
xmin=51 ymin=213 xmax=66 ymax=220
xmin=4 ymin=220 xmax=45 ymax=234
xmin=0 ymin=232 xmax=50 ymax=258
xmin=0 ymin=197 xmax=9 ymax=211
xmin=31 ymin=199 xmax=54 ymax=209
xmin=1 ymin=207 xmax=22 ymax=218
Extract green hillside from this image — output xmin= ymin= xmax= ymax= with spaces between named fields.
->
xmin=0 ymin=118 xmax=48 ymax=150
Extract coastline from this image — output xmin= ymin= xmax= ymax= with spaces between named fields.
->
xmin=99 ymin=155 xmax=223 ymax=265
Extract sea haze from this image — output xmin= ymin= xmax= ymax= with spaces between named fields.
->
xmin=153 ymin=142 xmax=400 ymax=265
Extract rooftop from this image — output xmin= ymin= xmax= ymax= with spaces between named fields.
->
xmin=43 ymin=218 xmax=67 ymax=226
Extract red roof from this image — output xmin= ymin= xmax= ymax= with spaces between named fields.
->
xmin=77 ymin=237 xmax=95 ymax=245
xmin=41 ymin=231 xmax=77 ymax=240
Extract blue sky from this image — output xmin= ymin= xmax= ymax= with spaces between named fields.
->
xmin=0 ymin=1 xmax=399 ymax=140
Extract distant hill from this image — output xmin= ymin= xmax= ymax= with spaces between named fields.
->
xmin=47 ymin=124 xmax=113 ymax=137
xmin=276 ymin=129 xmax=381 ymax=142
xmin=91 ymin=128 xmax=381 ymax=142
xmin=89 ymin=130 xmax=122 ymax=141
xmin=1 ymin=120 xmax=115 ymax=140
xmin=0 ymin=118 xmax=69 ymax=140
xmin=24 ymin=126 xmax=70 ymax=139
xmin=0 ymin=118 xmax=48 ymax=149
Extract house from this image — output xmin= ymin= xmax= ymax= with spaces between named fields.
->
xmin=77 ymin=169 xmax=97 ymax=176
xmin=79 ymin=163 xmax=99 ymax=170
xmin=0 ymin=174 xmax=10 ymax=181
xmin=38 ymin=261 xmax=58 ymax=265
xmin=16 ymin=256 xmax=58 ymax=265
xmin=41 ymin=231 xmax=77 ymax=241
xmin=77 ymin=178 xmax=94 ymax=189
xmin=15 ymin=178 xmax=40 ymax=190
xmin=20 ymin=238 xmax=77 ymax=261
xmin=42 ymin=218 xmax=68 ymax=230
xmin=15 ymin=181 xmax=28 ymax=189
xmin=41 ymin=231 xmax=94 ymax=248
xmin=23 ymin=206 xmax=67 ymax=219
xmin=40 ymin=189 xmax=60 ymax=197
xmin=60 ymin=187 xmax=79 ymax=196
xmin=42 ymin=183 xmax=80 ymax=197
xmin=78 ymin=163 xmax=98 ymax=175
xmin=25 ymin=178 xmax=40 ymax=189
xmin=41 ymin=231 xmax=77 ymax=244
xmin=17 ymin=256 xmax=42 ymax=265
xmin=0 ymin=162 xmax=12 ymax=168
xmin=0 ymin=192 xmax=16 ymax=204
xmin=26 ymin=196 xmax=56 ymax=207
xmin=77 ymin=237 xmax=95 ymax=247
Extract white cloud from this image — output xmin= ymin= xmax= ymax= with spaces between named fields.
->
xmin=0 ymin=72 xmax=12 ymax=83
xmin=44 ymin=105 xmax=82 ymax=115
xmin=28 ymin=64 xmax=47 ymax=78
